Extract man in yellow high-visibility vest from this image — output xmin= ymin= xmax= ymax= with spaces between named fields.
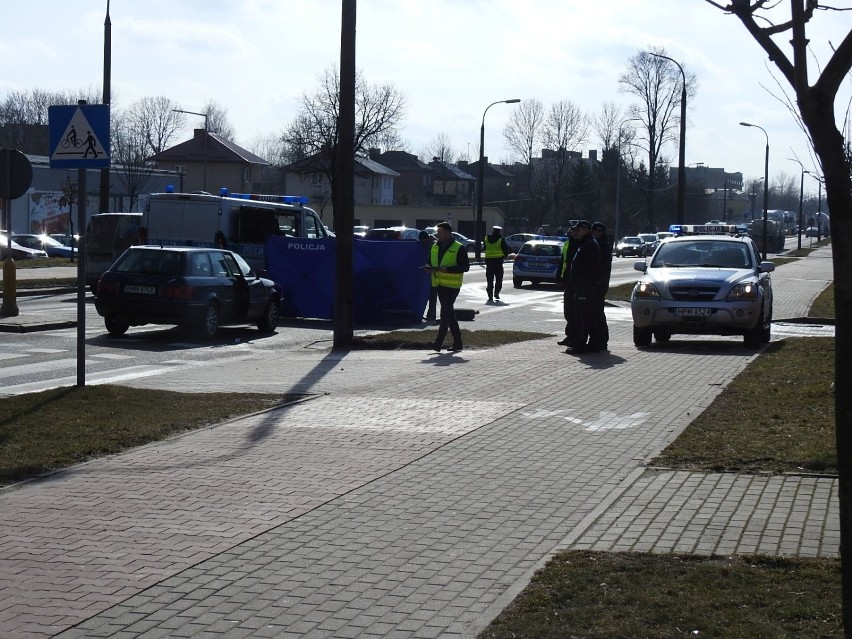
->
xmin=424 ymin=222 xmax=470 ymax=352
xmin=483 ymin=225 xmax=510 ymax=302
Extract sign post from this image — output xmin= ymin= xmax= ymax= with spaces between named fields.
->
xmin=49 ymin=102 xmax=110 ymax=386
xmin=0 ymin=148 xmax=34 ymax=317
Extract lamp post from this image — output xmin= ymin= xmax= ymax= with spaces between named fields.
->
xmin=476 ymin=98 xmax=520 ymax=262
xmin=649 ymin=52 xmax=687 ymax=226
xmin=740 ymin=122 xmax=769 ymax=260
xmin=789 ymin=158 xmax=806 ymax=251
xmin=173 ymin=108 xmax=209 ymax=192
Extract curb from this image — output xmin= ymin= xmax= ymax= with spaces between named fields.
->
xmin=0 ymin=319 xmax=77 ymax=333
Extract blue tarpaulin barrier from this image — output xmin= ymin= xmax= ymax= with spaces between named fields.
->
xmin=264 ymin=237 xmax=432 ymax=323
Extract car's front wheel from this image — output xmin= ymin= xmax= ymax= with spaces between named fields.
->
xmin=198 ymin=303 xmax=219 ymax=339
xmin=104 ymin=315 xmax=129 ymax=336
xmin=633 ymin=325 xmax=652 ymax=347
xmin=744 ymin=309 xmax=765 ymax=349
xmin=257 ymin=297 xmax=280 ymax=333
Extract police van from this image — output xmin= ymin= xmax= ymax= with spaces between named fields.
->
xmin=141 ymin=190 xmax=330 ymax=272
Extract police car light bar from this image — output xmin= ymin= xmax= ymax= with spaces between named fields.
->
xmin=229 ymin=193 xmax=309 ymax=205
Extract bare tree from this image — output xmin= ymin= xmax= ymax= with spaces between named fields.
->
xmin=503 ymin=98 xmax=545 ymax=194
xmin=111 ymin=109 xmax=155 ymax=211
xmin=422 ymin=131 xmax=458 ymax=163
xmin=619 ymin=47 xmax=697 ymax=230
xmin=200 ymin=99 xmax=235 ymax=140
xmin=704 ymin=0 xmax=852 ymax=632
xmin=282 ymin=65 xmax=406 ymax=211
xmin=126 ymin=96 xmax=185 ymax=155
xmin=542 ymin=100 xmax=589 ymax=215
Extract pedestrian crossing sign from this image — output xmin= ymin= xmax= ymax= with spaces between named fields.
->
xmin=48 ymin=104 xmax=110 ymax=169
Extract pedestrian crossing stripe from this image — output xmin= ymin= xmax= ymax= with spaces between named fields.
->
xmin=50 ymin=107 xmax=108 ymax=161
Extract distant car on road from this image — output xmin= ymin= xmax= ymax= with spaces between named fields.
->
xmin=452 ymin=231 xmax=481 ymax=252
xmin=364 ymin=226 xmax=421 ymax=241
xmin=13 ymin=234 xmax=77 ymax=258
xmin=631 ymin=234 xmax=774 ymax=349
xmin=504 ymin=233 xmax=540 ymax=252
xmin=615 ymin=236 xmax=645 ymax=258
xmin=0 ymin=232 xmax=49 ymax=259
xmin=637 ymin=233 xmax=660 ymax=257
xmin=804 ymin=226 xmax=821 ymax=238
xmin=95 ymin=246 xmax=281 ymax=339
xmin=353 ymin=225 xmax=369 ymax=237
xmin=512 ymin=239 xmax=563 ymax=287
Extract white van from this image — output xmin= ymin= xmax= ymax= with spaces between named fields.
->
xmin=141 ymin=191 xmax=329 ymax=271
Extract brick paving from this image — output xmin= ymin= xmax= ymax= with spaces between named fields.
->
xmin=0 ymin=246 xmax=836 ymax=638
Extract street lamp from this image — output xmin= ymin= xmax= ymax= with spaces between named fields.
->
xmin=173 ymin=108 xmax=209 ymax=192
xmin=789 ymin=158 xmax=806 ymax=251
xmin=649 ymin=52 xmax=687 ymax=226
xmin=476 ymin=98 xmax=520 ymax=262
xmin=740 ymin=122 xmax=769 ymax=260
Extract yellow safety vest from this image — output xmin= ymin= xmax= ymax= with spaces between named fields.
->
xmin=484 ymin=236 xmax=504 ymax=259
xmin=430 ymin=241 xmax=464 ymax=288
xmin=560 ymin=239 xmax=571 ymax=277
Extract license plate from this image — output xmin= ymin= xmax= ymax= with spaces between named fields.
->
xmin=124 ymin=284 xmax=156 ymax=295
xmin=525 ymin=261 xmax=546 ymax=269
xmin=674 ymin=307 xmax=711 ymax=317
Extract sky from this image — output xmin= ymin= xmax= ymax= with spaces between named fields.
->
xmin=3 ymin=0 xmax=849 ymax=194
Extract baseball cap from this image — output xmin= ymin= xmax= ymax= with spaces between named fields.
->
xmin=591 ymin=222 xmax=606 ymax=231
xmin=492 ymin=225 xmax=502 ymax=231
xmin=572 ymin=220 xmax=591 ymax=230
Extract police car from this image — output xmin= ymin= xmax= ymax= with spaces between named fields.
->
xmin=512 ymin=239 xmax=564 ymax=287
xmin=631 ymin=232 xmax=774 ymax=349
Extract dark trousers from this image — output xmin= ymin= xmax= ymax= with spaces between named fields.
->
xmin=562 ymin=284 xmax=574 ymax=337
xmin=426 ymin=286 xmax=438 ymax=319
xmin=589 ymin=283 xmax=609 ymax=348
xmin=485 ymin=258 xmax=504 ymax=299
xmin=435 ymin=286 xmax=461 ymax=347
xmin=570 ymin=288 xmax=594 ymax=348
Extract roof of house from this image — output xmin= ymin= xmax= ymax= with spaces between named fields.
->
xmin=283 ymin=152 xmax=399 ymax=177
xmin=148 ymin=130 xmax=270 ymax=166
xmin=428 ymin=159 xmax=476 ymax=181
xmin=464 ymin=159 xmax=515 ymax=179
xmin=373 ymin=151 xmax=433 ymax=172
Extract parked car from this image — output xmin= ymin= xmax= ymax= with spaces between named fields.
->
xmin=637 ymin=233 xmax=660 ymax=257
xmin=0 ymin=232 xmax=49 ymax=259
xmin=452 ymin=231 xmax=481 ymax=252
xmin=656 ymin=232 xmax=675 ymax=242
xmin=505 ymin=233 xmax=540 ymax=252
xmin=512 ymin=239 xmax=563 ymax=287
xmin=615 ymin=236 xmax=645 ymax=258
xmin=12 ymin=233 xmax=77 ymax=258
xmin=353 ymin=225 xmax=369 ymax=237
xmin=94 ymin=246 xmax=281 ymax=339
xmin=631 ymin=234 xmax=774 ymax=349
xmin=804 ymin=226 xmax=821 ymax=238
xmin=49 ymin=233 xmax=79 ymax=247
xmin=364 ymin=226 xmax=421 ymax=240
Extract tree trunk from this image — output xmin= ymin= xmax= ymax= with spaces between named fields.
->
xmin=799 ymin=86 xmax=852 ymax=634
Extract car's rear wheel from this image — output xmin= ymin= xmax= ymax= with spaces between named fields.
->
xmin=104 ymin=315 xmax=129 ymax=336
xmin=198 ymin=303 xmax=219 ymax=339
xmin=654 ymin=329 xmax=672 ymax=343
xmin=257 ymin=297 xmax=280 ymax=333
xmin=513 ymin=277 xmax=523 ymax=288
xmin=633 ymin=325 xmax=652 ymax=347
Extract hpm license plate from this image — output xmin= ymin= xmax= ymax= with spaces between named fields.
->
xmin=674 ymin=307 xmax=712 ymax=317
xmin=124 ymin=284 xmax=156 ymax=295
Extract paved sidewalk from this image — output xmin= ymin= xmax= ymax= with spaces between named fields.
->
xmin=0 ymin=246 xmax=836 ymax=639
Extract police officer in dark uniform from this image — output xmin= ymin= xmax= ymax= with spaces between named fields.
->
xmin=564 ymin=220 xmax=601 ymax=354
xmin=483 ymin=225 xmax=510 ymax=302
xmin=589 ymin=222 xmax=612 ymax=351
xmin=556 ymin=224 xmax=580 ymax=346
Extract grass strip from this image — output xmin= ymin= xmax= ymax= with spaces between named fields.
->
xmin=653 ymin=337 xmax=835 ymax=474
xmin=480 ymin=551 xmax=841 ymax=638
xmin=809 ymin=282 xmax=835 ymax=318
xmin=0 ymin=385 xmax=289 ymax=486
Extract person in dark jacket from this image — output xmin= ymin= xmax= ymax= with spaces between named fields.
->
xmin=483 ymin=225 xmax=510 ymax=302
xmin=565 ymin=220 xmax=601 ymax=354
xmin=589 ymin=222 xmax=613 ymax=351
xmin=556 ymin=225 xmax=580 ymax=346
